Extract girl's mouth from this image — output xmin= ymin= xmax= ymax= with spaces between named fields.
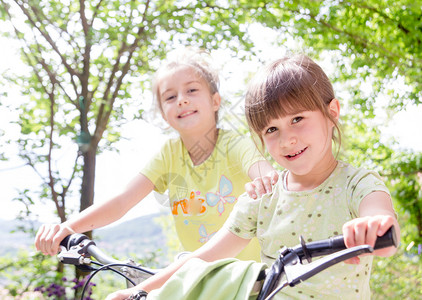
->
xmin=178 ymin=110 xmax=197 ymax=118
xmin=285 ymin=147 xmax=307 ymax=160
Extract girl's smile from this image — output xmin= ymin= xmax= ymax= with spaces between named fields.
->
xmin=178 ymin=110 xmax=198 ymax=118
xmin=158 ymin=65 xmax=220 ymax=136
xmin=285 ymin=147 xmax=308 ymax=160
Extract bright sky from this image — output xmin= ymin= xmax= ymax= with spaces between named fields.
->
xmin=1 ymin=24 xmax=422 ymax=225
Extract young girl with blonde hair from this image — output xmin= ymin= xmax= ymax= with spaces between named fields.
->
xmin=35 ymin=48 xmax=275 ymax=262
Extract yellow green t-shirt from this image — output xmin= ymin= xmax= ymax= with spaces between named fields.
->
xmin=141 ymin=129 xmax=265 ymax=261
xmin=225 ymin=161 xmax=392 ymax=299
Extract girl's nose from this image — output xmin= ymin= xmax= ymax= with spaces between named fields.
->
xmin=280 ymin=130 xmax=297 ymax=147
xmin=177 ymin=93 xmax=189 ymax=105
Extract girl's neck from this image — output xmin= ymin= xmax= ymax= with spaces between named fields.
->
xmin=181 ymin=127 xmax=219 ymax=166
xmin=286 ymin=158 xmax=338 ymax=191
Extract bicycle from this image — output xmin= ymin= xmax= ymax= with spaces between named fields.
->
xmin=58 ymin=226 xmax=397 ymax=300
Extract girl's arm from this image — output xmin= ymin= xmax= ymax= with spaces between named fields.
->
xmin=35 ymin=173 xmax=155 ymax=256
xmin=342 ymin=191 xmax=400 ymax=264
xmin=246 ymin=160 xmax=278 ymax=199
xmin=105 ymin=228 xmax=251 ymax=300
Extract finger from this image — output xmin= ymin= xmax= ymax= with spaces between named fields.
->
xmin=45 ymin=224 xmax=61 ymax=256
xmin=270 ymin=171 xmax=279 ymax=185
xmin=38 ymin=225 xmax=54 ymax=255
xmin=365 ymin=219 xmax=379 ymax=248
xmin=354 ymin=220 xmax=367 ymax=246
xmin=245 ymin=183 xmax=257 ymax=199
xmin=252 ymin=179 xmax=266 ymax=197
xmin=52 ymin=225 xmax=74 ymax=254
xmin=378 ymin=215 xmax=395 ymax=236
xmin=34 ymin=225 xmax=46 ymax=251
xmin=261 ymin=176 xmax=273 ymax=194
xmin=342 ymin=222 xmax=355 ymax=249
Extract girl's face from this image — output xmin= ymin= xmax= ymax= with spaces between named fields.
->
xmin=158 ymin=66 xmax=220 ymax=136
xmin=261 ymin=100 xmax=339 ymax=177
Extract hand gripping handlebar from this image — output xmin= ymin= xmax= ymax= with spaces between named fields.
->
xmin=257 ymin=226 xmax=398 ymax=300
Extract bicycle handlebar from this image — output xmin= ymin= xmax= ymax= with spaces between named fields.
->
xmin=59 ymin=233 xmax=122 ymax=266
xmin=59 ymin=233 xmax=157 ymax=287
xmin=257 ymin=225 xmax=398 ymax=300
xmin=292 ymin=225 xmax=398 ymax=262
xmin=59 ymin=226 xmax=397 ymax=300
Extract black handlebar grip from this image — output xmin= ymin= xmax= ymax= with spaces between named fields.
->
xmin=330 ymin=225 xmax=398 ymax=251
xmin=301 ymin=225 xmax=398 ymax=259
xmin=374 ymin=225 xmax=398 ymax=249
xmin=60 ymin=235 xmax=71 ymax=249
xmin=59 ymin=233 xmax=90 ymax=250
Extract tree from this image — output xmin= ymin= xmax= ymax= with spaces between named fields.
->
xmin=0 ymin=0 xmax=253 ymax=230
xmin=246 ymin=0 xmax=421 ymax=108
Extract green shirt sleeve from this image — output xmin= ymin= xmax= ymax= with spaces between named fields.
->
xmin=224 ymin=192 xmax=260 ymax=240
xmin=347 ymin=169 xmax=391 ymax=218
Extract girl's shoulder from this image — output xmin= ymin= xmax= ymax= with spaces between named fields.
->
xmin=335 ymin=161 xmax=384 ymax=188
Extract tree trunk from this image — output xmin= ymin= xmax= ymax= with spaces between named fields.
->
xmin=78 ymin=143 xmax=96 ymax=239
xmin=80 ymin=145 xmax=96 ymax=220
xmin=75 ymin=145 xmax=97 ymax=287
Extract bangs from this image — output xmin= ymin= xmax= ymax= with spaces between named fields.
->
xmin=245 ymin=56 xmax=334 ymax=135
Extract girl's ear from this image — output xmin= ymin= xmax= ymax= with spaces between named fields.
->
xmin=212 ymin=92 xmax=222 ymax=111
xmin=329 ymin=98 xmax=340 ymax=121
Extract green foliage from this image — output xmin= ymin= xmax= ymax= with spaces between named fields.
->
xmin=249 ymin=0 xmax=422 ymax=109
xmin=388 ymin=166 xmax=422 ymax=245
xmin=0 ymin=250 xmax=63 ymax=297
xmin=371 ymin=247 xmax=421 ymax=299
xmin=0 ymin=244 xmax=162 ymax=299
xmin=370 ymin=205 xmax=421 ymax=298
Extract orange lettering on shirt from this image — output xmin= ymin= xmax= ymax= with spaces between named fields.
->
xmin=172 ymin=191 xmax=207 ymax=216
xmin=172 ymin=199 xmax=188 ymax=215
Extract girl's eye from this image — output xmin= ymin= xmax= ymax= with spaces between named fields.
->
xmin=188 ymin=88 xmax=198 ymax=93
xmin=265 ymin=127 xmax=277 ymax=134
xmin=165 ymin=95 xmax=176 ymax=101
xmin=292 ymin=116 xmax=303 ymax=124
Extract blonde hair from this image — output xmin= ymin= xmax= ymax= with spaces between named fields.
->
xmin=152 ymin=48 xmax=220 ymax=121
xmin=245 ymin=54 xmax=341 ymax=149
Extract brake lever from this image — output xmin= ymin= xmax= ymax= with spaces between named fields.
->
xmin=283 ymin=245 xmax=374 ymax=287
xmin=58 ymin=239 xmax=96 ymax=271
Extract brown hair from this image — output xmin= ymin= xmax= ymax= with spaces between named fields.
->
xmin=152 ymin=48 xmax=220 ymax=121
xmin=245 ymin=54 xmax=341 ymax=149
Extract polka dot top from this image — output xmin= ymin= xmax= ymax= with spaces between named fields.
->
xmin=225 ymin=161 xmax=391 ymax=299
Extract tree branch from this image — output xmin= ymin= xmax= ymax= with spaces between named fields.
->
xmin=79 ymin=0 xmax=93 ymax=112
xmin=90 ymin=0 xmax=105 ymax=27
xmin=14 ymin=0 xmax=80 ymax=90
xmin=306 ymin=11 xmax=406 ymax=68
xmin=341 ymin=0 xmax=411 ymax=35
xmin=95 ymin=0 xmax=150 ymax=142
